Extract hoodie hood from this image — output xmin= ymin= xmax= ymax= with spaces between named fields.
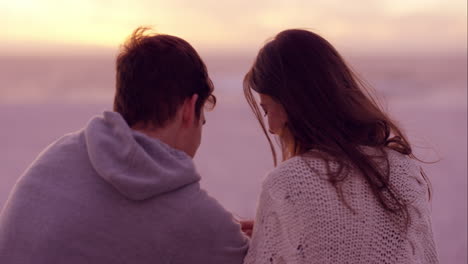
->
xmin=84 ymin=111 xmax=200 ymax=200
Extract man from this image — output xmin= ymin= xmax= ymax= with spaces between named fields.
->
xmin=0 ymin=27 xmax=249 ymax=264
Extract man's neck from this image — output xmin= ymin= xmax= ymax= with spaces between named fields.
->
xmin=132 ymin=123 xmax=180 ymax=151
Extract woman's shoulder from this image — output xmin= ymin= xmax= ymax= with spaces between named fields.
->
xmin=268 ymin=150 xmax=340 ymax=176
xmin=265 ymin=155 xmax=310 ymax=181
xmin=262 ymin=153 xmax=333 ymax=195
xmin=384 ymin=148 xmax=429 ymax=202
xmin=357 ymin=146 xmax=428 ymax=203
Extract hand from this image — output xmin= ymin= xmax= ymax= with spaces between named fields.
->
xmin=240 ymin=220 xmax=254 ymax=238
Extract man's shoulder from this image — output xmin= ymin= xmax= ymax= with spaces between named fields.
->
xmin=34 ymin=130 xmax=85 ymax=162
xmin=19 ymin=130 xmax=88 ymax=184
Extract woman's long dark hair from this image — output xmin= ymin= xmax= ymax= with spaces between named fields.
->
xmin=244 ymin=29 xmax=431 ymax=228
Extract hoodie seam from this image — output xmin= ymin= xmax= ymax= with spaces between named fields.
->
xmin=107 ymin=130 xmax=139 ymax=186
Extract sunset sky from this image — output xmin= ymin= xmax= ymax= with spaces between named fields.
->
xmin=1 ymin=0 xmax=467 ymax=55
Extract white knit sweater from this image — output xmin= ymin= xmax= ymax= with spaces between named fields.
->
xmin=244 ymin=148 xmax=438 ymax=264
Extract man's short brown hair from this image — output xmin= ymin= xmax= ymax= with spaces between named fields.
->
xmin=114 ymin=27 xmax=216 ymax=128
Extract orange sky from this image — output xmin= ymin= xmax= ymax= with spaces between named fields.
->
xmin=2 ymin=0 xmax=467 ymax=55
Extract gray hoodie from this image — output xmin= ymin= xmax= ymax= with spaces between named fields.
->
xmin=0 ymin=111 xmax=249 ymax=264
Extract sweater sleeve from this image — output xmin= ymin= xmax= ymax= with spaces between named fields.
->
xmin=243 ymin=187 xmax=289 ymax=264
xmin=244 ymin=157 xmax=330 ymax=264
xmin=244 ymin=159 xmax=318 ymax=264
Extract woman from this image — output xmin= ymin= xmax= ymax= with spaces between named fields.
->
xmin=242 ymin=29 xmax=438 ymax=264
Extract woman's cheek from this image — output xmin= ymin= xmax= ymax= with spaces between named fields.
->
xmin=267 ymin=115 xmax=280 ymax=134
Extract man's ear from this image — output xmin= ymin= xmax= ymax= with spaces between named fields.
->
xmin=181 ymin=94 xmax=198 ymax=127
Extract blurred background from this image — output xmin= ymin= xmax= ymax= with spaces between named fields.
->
xmin=1 ymin=0 xmax=466 ymax=263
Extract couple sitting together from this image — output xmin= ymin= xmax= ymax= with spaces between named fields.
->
xmin=0 ymin=27 xmax=438 ymax=264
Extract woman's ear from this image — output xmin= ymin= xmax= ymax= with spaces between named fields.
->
xmin=181 ymin=94 xmax=198 ymax=127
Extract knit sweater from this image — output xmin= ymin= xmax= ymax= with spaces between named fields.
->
xmin=0 ymin=111 xmax=248 ymax=264
xmin=244 ymin=148 xmax=438 ymax=264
